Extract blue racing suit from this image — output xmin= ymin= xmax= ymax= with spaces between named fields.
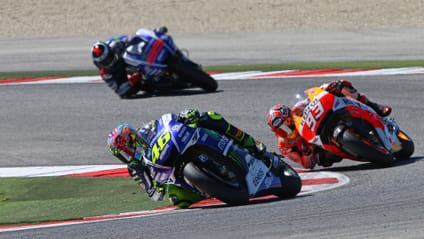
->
xmin=94 ymin=27 xmax=178 ymax=98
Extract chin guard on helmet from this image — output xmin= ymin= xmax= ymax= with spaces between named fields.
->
xmin=108 ymin=123 xmax=140 ymax=163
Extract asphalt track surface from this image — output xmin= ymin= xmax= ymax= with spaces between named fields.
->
xmin=1 ymin=30 xmax=424 ymax=238
xmin=2 ymin=28 xmax=424 ymax=72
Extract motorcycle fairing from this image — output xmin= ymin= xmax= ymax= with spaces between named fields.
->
xmin=295 ymin=89 xmax=334 ymax=144
xmin=123 ymin=28 xmax=177 ymax=78
xmin=294 ymin=87 xmax=402 ymax=156
xmin=146 ymin=113 xmax=233 ymax=167
xmin=243 ymin=153 xmax=273 ymax=196
xmin=135 ymin=28 xmax=177 ymax=55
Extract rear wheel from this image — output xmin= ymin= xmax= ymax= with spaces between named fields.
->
xmin=172 ymin=59 xmax=218 ymax=92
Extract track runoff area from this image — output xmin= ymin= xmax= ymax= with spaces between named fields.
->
xmin=1 ymin=66 xmax=423 ymax=231
xmin=1 ymin=67 xmax=423 ymax=86
xmin=0 ymin=165 xmax=349 ymax=232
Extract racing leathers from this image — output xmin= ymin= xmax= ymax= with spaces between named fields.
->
xmin=270 ymin=79 xmax=390 ymax=169
xmin=323 ymin=79 xmax=392 ymax=117
xmin=271 ymin=102 xmax=321 ymax=169
xmin=123 ymin=109 xmax=266 ymax=208
xmin=93 ymin=27 xmax=179 ymax=98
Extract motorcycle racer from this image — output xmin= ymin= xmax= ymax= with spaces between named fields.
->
xmin=107 ymin=109 xmax=267 ymax=208
xmin=267 ymin=79 xmax=392 ymax=169
xmin=91 ymin=26 xmax=179 ymax=98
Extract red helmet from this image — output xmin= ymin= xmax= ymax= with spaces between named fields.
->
xmin=267 ymin=104 xmax=293 ymax=137
xmin=91 ymin=41 xmax=117 ymax=68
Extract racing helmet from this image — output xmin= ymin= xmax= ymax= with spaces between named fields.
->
xmin=267 ymin=104 xmax=293 ymax=136
xmin=91 ymin=41 xmax=117 ymax=68
xmin=108 ymin=123 xmax=142 ymax=164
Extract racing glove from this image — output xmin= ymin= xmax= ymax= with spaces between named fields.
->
xmin=326 ymin=79 xmax=353 ymax=96
xmin=177 ymin=109 xmax=201 ymax=125
xmin=127 ymin=160 xmax=165 ymax=201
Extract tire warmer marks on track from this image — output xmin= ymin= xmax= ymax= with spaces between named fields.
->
xmin=0 ymin=166 xmax=349 ymax=232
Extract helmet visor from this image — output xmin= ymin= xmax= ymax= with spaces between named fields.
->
xmin=280 ymin=121 xmax=293 ymax=136
xmin=139 ymin=122 xmax=154 ymax=147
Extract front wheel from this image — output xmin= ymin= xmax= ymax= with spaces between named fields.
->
xmin=393 ymin=130 xmax=414 ymax=160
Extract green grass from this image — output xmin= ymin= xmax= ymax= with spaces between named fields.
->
xmin=0 ymin=177 xmax=170 ymax=225
xmin=0 ymin=70 xmax=98 ymax=80
xmin=1 ymin=60 xmax=423 ymax=80
xmin=205 ymin=60 xmax=424 ymax=73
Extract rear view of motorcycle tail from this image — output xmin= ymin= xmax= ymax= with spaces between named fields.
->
xmin=166 ymin=52 xmax=218 ymax=93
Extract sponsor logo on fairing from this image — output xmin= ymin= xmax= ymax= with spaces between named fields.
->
xmin=198 ymin=154 xmax=208 ymax=162
xmin=252 ymin=168 xmax=265 ymax=187
xmin=181 ymin=132 xmax=191 ymax=143
xmin=218 ymin=135 xmax=230 ymax=151
xmin=177 ymin=125 xmax=187 ymax=137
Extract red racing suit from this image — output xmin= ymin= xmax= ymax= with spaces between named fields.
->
xmin=272 ymin=100 xmax=319 ymax=169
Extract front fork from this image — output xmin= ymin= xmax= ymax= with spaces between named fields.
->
xmin=382 ymin=117 xmax=403 ymax=153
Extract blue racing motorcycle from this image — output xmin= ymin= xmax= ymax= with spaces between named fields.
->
xmin=123 ymin=27 xmax=218 ymax=94
xmin=138 ymin=113 xmax=302 ymax=206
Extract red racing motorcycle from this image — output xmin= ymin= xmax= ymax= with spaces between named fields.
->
xmin=292 ymin=87 xmax=414 ymax=167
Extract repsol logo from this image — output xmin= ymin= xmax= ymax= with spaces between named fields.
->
xmin=301 ymin=98 xmax=319 ymax=124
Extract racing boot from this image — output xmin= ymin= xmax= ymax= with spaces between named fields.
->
xmin=167 ymin=184 xmax=205 ymax=209
xmin=254 ymin=142 xmax=278 ymax=169
xmin=239 ymin=135 xmax=274 ymax=167
xmin=316 ymin=151 xmax=343 ymax=168
xmin=358 ymin=94 xmax=392 ymax=117
xmin=367 ymin=101 xmax=392 ymax=117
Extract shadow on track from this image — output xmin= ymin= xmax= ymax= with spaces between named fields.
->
xmin=314 ymin=156 xmax=423 ymax=172
xmin=123 ymin=89 xmax=223 ymax=99
xmin=189 ymin=194 xmax=306 ymax=210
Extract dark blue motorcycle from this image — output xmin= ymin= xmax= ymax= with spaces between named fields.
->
xmin=138 ymin=113 xmax=301 ymax=206
xmin=123 ymin=28 xmax=218 ymax=94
